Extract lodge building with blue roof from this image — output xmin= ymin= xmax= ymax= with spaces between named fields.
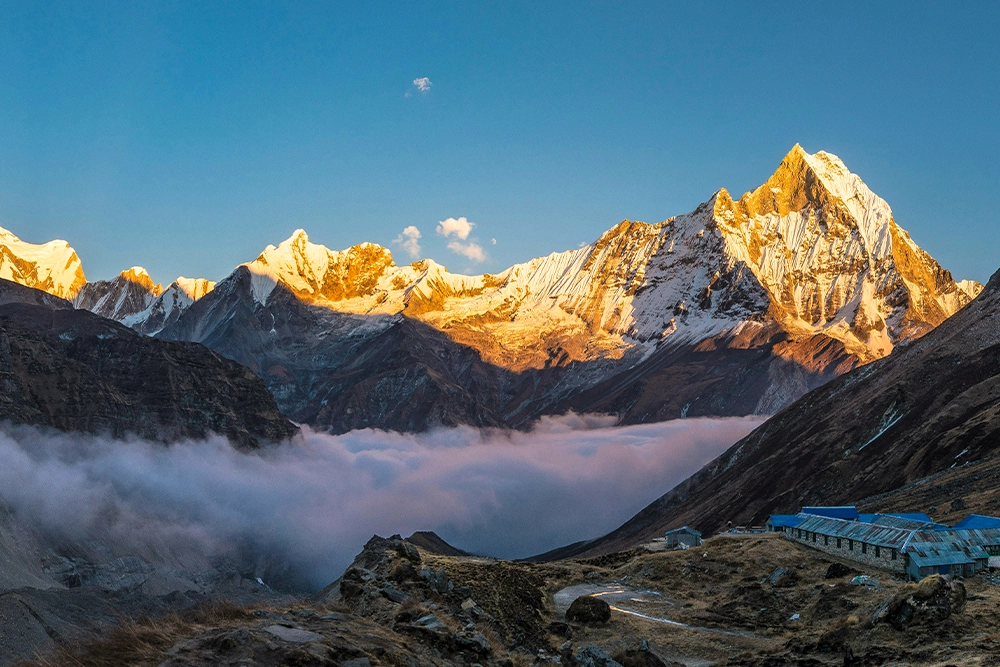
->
xmin=769 ymin=506 xmax=1000 ymax=580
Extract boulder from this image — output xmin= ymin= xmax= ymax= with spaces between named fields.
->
xmin=613 ymin=648 xmax=670 ymax=667
xmin=395 ymin=540 xmax=422 ymax=564
xmin=264 ymin=625 xmax=324 ymax=643
xmin=454 ymin=630 xmax=491 ymax=655
xmin=872 ymin=575 xmax=966 ymax=629
xmin=575 ymin=646 xmax=624 ymax=667
xmin=825 ymin=563 xmax=856 ymax=579
xmin=407 ymin=613 xmax=449 ymax=638
xmin=419 ymin=568 xmax=453 ymax=594
xmin=566 ymin=595 xmax=612 ymax=624
xmin=340 ymin=580 xmax=364 ymax=599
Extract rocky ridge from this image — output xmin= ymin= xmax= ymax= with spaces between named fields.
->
xmin=74 ymin=267 xmax=216 ymax=335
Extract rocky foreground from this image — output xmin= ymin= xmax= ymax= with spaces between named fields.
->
xmin=17 ymin=533 xmax=1000 ymax=666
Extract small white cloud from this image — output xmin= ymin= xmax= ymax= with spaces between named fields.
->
xmin=392 ymin=226 xmax=422 ymax=258
xmin=436 ymin=216 xmax=475 ymax=240
xmin=491 ymin=238 xmax=497 ymax=245
xmin=447 ymin=241 xmax=487 ymax=263
xmin=414 ymin=77 xmax=432 ymax=93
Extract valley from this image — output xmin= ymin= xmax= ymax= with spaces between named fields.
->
xmin=16 ymin=532 xmax=1000 ymax=667
xmin=0 ymin=146 xmax=996 ymax=666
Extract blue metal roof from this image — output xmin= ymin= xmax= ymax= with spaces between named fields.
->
xmin=802 ymin=506 xmax=859 ymax=520
xmin=768 ymin=515 xmax=804 ymax=528
xmin=665 ymin=526 xmax=702 ymax=536
xmin=952 ymin=514 xmax=1000 ymax=530
xmin=871 ymin=515 xmax=949 ymax=531
xmin=794 ymin=514 xmax=911 ymax=548
xmin=858 ymin=513 xmax=878 ymax=524
xmin=887 ymin=513 xmax=934 ymax=523
xmin=908 ymin=549 xmax=980 ymax=568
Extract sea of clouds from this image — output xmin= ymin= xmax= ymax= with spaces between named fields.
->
xmin=0 ymin=414 xmax=764 ymax=590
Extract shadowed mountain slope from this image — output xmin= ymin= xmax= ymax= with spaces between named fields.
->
xmin=0 ymin=280 xmax=297 ymax=447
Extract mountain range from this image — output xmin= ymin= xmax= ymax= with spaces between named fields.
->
xmin=0 ymin=145 xmax=981 ymax=434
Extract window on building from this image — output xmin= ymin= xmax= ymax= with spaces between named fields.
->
xmin=824 ymin=535 xmax=829 ymax=546
xmin=891 ymin=549 xmax=897 ymax=560
xmin=837 ymin=538 xmax=842 ymax=548
xmin=875 ymin=546 xmax=881 ymax=558
xmin=812 ymin=532 xmax=817 ymax=542
xmin=862 ymin=543 xmax=867 ymax=555
xmin=849 ymin=539 xmax=853 ymax=550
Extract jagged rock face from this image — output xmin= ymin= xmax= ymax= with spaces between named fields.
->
xmin=122 ymin=277 xmax=217 ymax=335
xmin=74 ymin=269 xmax=216 ymax=336
xmin=160 ymin=268 xmax=510 ymax=432
xmin=0 ymin=227 xmax=86 ymax=300
xmin=73 ymin=266 xmax=163 ymax=321
xmin=0 ymin=281 xmax=297 ymax=447
xmin=188 ymin=147 xmax=977 ymax=376
xmin=713 ymin=146 xmax=977 ymax=360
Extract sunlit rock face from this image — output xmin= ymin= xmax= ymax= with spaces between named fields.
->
xmin=0 ymin=227 xmax=87 ymax=300
xmin=12 ymin=146 xmax=978 ymax=432
xmin=171 ymin=146 xmax=977 ymax=377
xmin=713 ymin=145 xmax=977 ymax=361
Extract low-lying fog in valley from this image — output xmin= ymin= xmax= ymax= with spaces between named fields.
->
xmin=0 ymin=415 xmax=764 ymax=590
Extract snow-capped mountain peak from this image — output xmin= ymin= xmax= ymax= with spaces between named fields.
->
xmin=119 ymin=266 xmax=160 ymax=293
xmin=118 ymin=276 xmax=217 ymax=334
xmin=174 ymin=276 xmax=215 ymax=301
xmin=248 ymin=230 xmax=396 ymax=304
xmin=0 ymin=225 xmax=87 ymax=299
xmin=202 ymin=146 xmax=980 ymax=379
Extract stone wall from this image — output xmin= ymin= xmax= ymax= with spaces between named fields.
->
xmin=786 ymin=527 xmax=906 ymax=573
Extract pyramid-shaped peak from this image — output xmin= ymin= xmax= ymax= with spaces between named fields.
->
xmin=786 ymin=142 xmax=806 ymax=157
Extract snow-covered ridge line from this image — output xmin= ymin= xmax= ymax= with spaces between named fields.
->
xmin=1 ymin=145 xmax=982 ymax=380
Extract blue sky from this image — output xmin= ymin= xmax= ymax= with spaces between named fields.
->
xmin=0 ymin=2 xmax=997 ymax=284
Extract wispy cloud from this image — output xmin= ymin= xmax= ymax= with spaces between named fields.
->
xmin=392 ymin=225 xmax=422 ymax=258
xmin=406 ymin=77 xmax=433 ymax=97
xmin=436 ymin=216 xmax=474 ymax=240
xmin=447 ymin=240 xmax=487 ymax=263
